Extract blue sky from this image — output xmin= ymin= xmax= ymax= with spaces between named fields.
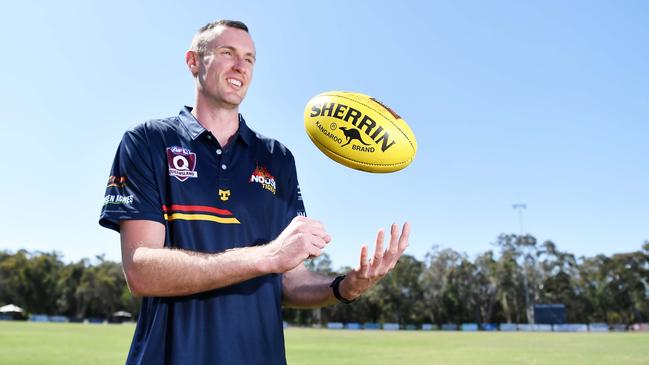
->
xmin=1 ymin=1 xmax=647 ymax=268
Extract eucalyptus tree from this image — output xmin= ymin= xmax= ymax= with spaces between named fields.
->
xmin=474 ymin=250 xmax=499 ymax=324
xmin=420 ymin=247 xmax=464 ymax=325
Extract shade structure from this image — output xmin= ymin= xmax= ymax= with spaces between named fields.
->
xmin=112 ymin=310 xmax=132 ymax=318
xmin=0 ymin=304 xmax=24 ymax=313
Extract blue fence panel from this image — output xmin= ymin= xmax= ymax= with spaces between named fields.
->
xmin=363 ymin=322 xmax=381 ymax=330
xmin=383 ymin=323 xmax=400 ymax=331
xmin=441 ymin=323 xmax=458 ymax=331
xmin=554 ymin=324 xmax=587 ymax=332
xmin=49 ymin=316 xmax=68 ymax=323
xmin=532 ymin=324 xmax=553 ymax=332
xmin=30 ymin=314 xmax=49 ymax=322
xmin=481 ymin=323 xmax=498 ymax=331
xmin=327 ymin=322 xmax=343 ymax=329
xmin=405 ymin=324 xmax=417 ymax=331
xmin=517 ymin=324 xmax=533 ymax=331
xmin=500 ymin=324 xmax=517 ymax=332
xmin=345 ymin=323 xmax=361 ymax=330
xmin=588 ymin=323 xmax=609 ymax=332
xmin=461 ymin=323 xmax=478 ymax=331
xmin=421 ymin=323 xmax=438 ymax=331
xmin=611 ymin=324 xmax=627 ymax=332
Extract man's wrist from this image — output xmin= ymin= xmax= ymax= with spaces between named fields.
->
xmin=330 ymin=275 xmax=355 ymax=304
xmin=255 ymin=243 xmax=277 ymax=274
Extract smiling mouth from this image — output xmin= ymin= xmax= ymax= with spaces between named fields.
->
xmin=227 ymin=78 xmax=243 ymax=88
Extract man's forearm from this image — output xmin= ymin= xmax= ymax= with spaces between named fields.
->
xmin=121 ymin=216 xmax=331 ymax=297
xmin=282 ymin=265 xmax=340 ymax=308
xmin=125 ymin=245 xmax=272 ymax=297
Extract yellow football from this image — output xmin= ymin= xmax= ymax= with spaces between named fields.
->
xmin=304 ymin=91 xmax=417 ymax=173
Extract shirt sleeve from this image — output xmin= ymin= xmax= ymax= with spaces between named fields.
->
xmin=99 ymin=127 xmax=164 ymax=232
xmin=284 ymin=150 xmax=307 ymax=225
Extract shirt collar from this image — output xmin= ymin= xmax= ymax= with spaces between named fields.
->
xmin=178 ymin=106 xmax=205 ymax=140
xmin=178 ymin=106 xmax=254 ymax=145
xmin=236 ymin=114 xmax=254 ymax=146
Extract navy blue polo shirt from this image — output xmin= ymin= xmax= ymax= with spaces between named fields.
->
xmin=99 ymin=106 xmax=305 ymax=365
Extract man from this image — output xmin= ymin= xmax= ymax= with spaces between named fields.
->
xmin=100 ymin=19 xmax=410 ymax=365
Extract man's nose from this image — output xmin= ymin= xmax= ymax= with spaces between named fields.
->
xmin=232 ymin=57 xmax=248 ymax=74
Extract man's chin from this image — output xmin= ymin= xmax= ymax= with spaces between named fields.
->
xmin=224 ymin=99 xmax=243 ymax=109
xmin=199 ymin=91 xmax=246 ymax=109
xmin=224 ymin=93 xmax=246 ymax=106
xmin=213 ymin=96 xmax=244 ymax=109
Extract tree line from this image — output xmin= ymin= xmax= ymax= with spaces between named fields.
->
xmin=286 ymin=235 xmax=649 ymax=326
xmin=1 ymin=234 xmax=647 ymax=324
xmin=0 ymin=252 xmax=139 ymax=319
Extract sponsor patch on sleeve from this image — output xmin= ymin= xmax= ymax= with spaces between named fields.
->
xmin=103 ymin=194 xmax=134 ymax=206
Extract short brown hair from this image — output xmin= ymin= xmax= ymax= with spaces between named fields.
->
xmin=190 ymin=20 xmax=250 ymax=54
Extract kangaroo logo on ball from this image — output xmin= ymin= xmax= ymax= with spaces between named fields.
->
xmin=339 ymin=127 xmax=371 ymax=148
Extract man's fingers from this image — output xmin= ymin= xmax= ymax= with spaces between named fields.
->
xmin=358 ymin=245 xmax=369 ymax=276
xmin=388 ymin=223 xmax=399 ymax=255
xmin=371 ymin=228 xmax=385 ymax=265
xmin=298 ymin=219 xmax=324 ymax=231
xmin=306 ymin=245 xmax=322 ymax=258
xmin=309 ymin=228 xmax=331 ymax=243
xmin=294 ymin=216 xmax=327 ymax=232
xmin=311 ymin=236 xmax=328 ymax=249
xmin=304 ymin=221 xmax=331 ymax=244
xmin=399 ymin=221 xmax=410 ymax=251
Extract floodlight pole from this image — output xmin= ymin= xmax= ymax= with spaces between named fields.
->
xmin=512 ymin=203 xmax=533 ymax=323
xmin=512 ymin=203 xmax=527 ymax=235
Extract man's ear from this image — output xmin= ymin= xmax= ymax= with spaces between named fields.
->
xmin=186 ymin=50 xmax=199 ymax=76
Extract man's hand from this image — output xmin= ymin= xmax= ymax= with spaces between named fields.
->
xmin=339 ymin=222 xmax=410 ymax=301
xmin=264 ymin=216 xmax=331 ymax=273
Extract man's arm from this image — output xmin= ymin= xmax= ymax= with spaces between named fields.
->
xmin=282 ymin=222 xmax=410 ymax=308
xmin=121 ymin=216 xmax=331 ymax=297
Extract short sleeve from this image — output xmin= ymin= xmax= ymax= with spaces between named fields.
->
xmin=99 ymin=128 xmax=164 ymax=232
xmin=284 ymin=150 xmax=307 ymax=225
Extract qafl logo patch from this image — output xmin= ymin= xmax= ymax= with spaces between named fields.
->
xmin=166 ymin=146 xmax=198 ymax=182
xmin=249 ymin=165 xmax=276 ymax=195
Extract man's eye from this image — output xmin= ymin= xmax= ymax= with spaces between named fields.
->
xmin=221 ymin=50 xmax=232 ymax=56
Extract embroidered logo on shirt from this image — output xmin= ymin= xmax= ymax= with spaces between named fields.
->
xmin=249 ymin=165 xmax=276 ymax=195
xmin=106 ymin=176 xmax=127 ymax=188
xmin=166 ymin=146 xmax=198 ymax=182
xmin=218 ymin=189 xmax=231 ymax=201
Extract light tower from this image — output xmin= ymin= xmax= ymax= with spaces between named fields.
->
xmin=512 ymin=203 xmax=533 ymax=323
xmin=512 ymin=203 xmax=527 ymax=235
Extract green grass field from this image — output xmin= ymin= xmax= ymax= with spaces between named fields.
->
xmin=1 ymin=322 xmax=648 ymax=365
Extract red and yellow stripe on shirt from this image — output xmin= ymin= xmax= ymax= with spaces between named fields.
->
xmin=162 ymin=204 xmax=240 ymax=224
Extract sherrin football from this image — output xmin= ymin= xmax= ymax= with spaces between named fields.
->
xmin=304 ymin=91 xmax=417 ymax=173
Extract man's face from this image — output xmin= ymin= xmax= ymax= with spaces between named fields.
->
xmin=193 ymin=26 xmax=256 ymax=108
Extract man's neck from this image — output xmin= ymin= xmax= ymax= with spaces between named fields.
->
xmin=191 ymin=99 xmax=240 ymax=147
